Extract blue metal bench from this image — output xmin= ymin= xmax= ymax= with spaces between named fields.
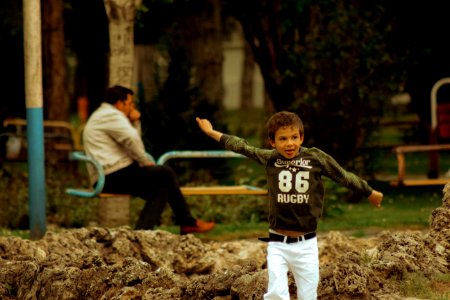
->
xmin=65 ymin=150 xmax=267 ymax=227
xmin=66 ymin=150 xmax=268 ymax=198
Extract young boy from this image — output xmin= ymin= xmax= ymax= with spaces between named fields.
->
xmin=196 ymin=111 xmax=383 ymax=300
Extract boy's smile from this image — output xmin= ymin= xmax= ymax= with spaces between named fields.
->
xmin=269 ymin=126 xmax=304 ymax=159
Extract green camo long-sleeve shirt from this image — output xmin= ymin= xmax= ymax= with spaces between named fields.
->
xmin=219 ymin=134 xmax=373 ymax=232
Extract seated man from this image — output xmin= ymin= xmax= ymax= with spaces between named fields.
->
xmin=83 ymin=85 xmax=215 ymax=234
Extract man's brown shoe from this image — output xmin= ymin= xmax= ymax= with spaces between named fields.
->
xmin=180 ymin=219 xmax=216 ymax=235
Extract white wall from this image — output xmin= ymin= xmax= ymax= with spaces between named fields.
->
xmin=222 ymin=30 xmax=264 ymax=110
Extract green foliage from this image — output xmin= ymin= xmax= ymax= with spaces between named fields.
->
xmin=321 ymin=178 xmax=350 ymax=218
xmin=139 ymin=47 xmax=226 ymax=158
xmin=290 ymin=0 xmax=405 ymax=165
xmin=0 ymin=0 xmax=22 ymax=37
xmin=136 ymin=0 xmax=407 ymax=168
xmin=185 ymin=195 xmax=268 ymax=224
xmin=0 ymin=161 xmax=98 ymax=229
xmin=42 ymin=161 xmax=98 ymax=228
xmin=227 ymin=0 xmax=407 ymax=167
xmin=0 ymin=166 xmax=29 ymax=229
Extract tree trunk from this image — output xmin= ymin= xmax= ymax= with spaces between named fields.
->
xmin=179 ymin=0 xmax=223 ymax=107
xmin=104 ymin=0 xmax=142 ymax=88
xmin=230 ymin=0 xmax=297 ymax=111
xmin=42 ymin=0 xmax=68 ymax=121
xmin=240 ymin=38 xmax=255 ymax=110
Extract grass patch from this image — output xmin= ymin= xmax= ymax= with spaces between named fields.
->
xmin=154 ymin=180 xmax=444 ymax=241
xmin=0 ymin=228 xmax=29 ymax=239
xmin=398 ymin=272 xmax=450 ymax=300
xmin=318 ymin=181 xmax=443 ymax=236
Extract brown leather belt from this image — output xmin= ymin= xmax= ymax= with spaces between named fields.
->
xmin=258 ymin=232 xmax=316 ymax=244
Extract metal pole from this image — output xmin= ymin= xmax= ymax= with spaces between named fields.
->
xmin=430 ymin=78 xmax=450 ymax=133
xmin=23 ymin=0 xmax=46 ymax=239
xmin=429 ymin=78 xmax=450 ymax=178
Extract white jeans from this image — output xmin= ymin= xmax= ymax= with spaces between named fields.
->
xmin=264 ymin=237 xmax=319 ymax=300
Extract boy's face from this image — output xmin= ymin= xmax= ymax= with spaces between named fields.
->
xmin=269 ymin=125 xmax=303 ymax=159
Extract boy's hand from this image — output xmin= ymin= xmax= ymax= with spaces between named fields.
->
xmin=196 ymin=117 xmax=213 ymax=134
xmin=196 ymin=117 xmax=223 ymax=142
xmin=368 ymin=190 xmax=383 ymax=208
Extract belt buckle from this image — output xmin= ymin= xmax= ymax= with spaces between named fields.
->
xmin=285 ymin=235 xmax=301 ymax=243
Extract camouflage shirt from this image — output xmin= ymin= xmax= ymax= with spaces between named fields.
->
xmin=219 ymin=134 xmax=373 ymax=232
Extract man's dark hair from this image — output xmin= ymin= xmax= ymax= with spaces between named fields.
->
xmin=266 ymin=111 xmax=304 ymax=141
xmin=104 ymin=85 xmax=134 ymax=104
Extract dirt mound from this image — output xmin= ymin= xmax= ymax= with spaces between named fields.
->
xmin=1 ymin=185 xmax=449 ymax=299
xmin=0 ymin=228 xmax=267 ymax=299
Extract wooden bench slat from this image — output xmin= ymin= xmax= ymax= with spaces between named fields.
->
xmin=394 ymin=144 xmax=450 ymax=153
xmin=99 ymin=193 xmax=131 ymax=197
xmin=391 ymin=179 xmax=450 ymax=186
xmin=68 ymin=186 xmax=267 ymax=197
xmin=180 ymin=185 xmax=267 ymax=195
xmin=53 ymin=143 xmax=73 ymax=151
xmin=2 ymin=118 xmax=80 ymax=158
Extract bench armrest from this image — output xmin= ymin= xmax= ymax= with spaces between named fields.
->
xmin=65 ymin=151 xmax=155 ymax=198
xmin=65 ymin=151 xmax=105 ymax=198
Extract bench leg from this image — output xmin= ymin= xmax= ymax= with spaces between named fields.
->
xmin=396 ymin=152 xmax=406 ymax=185
xmin=98 ymin=194 xmax=130 ymax=227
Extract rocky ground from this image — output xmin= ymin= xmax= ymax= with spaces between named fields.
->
xmin=1 ymin=185 xmax=450 ymax=299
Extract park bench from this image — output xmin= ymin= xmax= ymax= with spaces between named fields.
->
xmin=390 ymin=144 xmax=450 ymax=186
xmin=65 ymin=150 xmax=268 ymax=227
xmin=388 ymin=78 xmax=450 ymax=186
xmin=1 ymin=118 xmax=81 ymax=161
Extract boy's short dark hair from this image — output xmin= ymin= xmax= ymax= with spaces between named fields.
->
xmin=105 ymin=85 xmax=134 ymax=105
xmin=266 ymin=111 xmax=304 ymax=141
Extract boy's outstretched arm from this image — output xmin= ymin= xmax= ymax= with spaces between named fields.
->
xmin=196 ymin=117 xmax=223 ymax=142
xmin=368 ymin=190 xmax=383 ymax=208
